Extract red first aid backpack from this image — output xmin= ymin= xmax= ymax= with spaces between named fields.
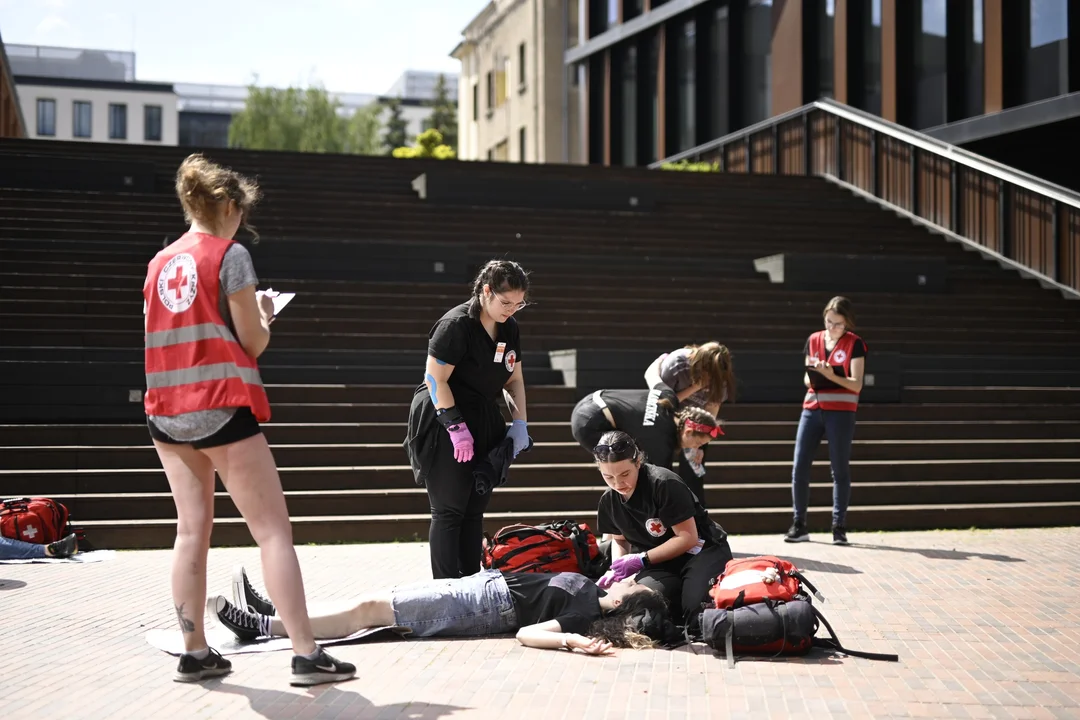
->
xmin=0 ymin=497 xmax=71 ymax=545
xmin=696 ymin=555 xmax=897 ymax=666
xmin=482 ymin=521 xmax=608 ymax=578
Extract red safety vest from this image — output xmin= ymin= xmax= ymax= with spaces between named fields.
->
xmin=142 ymin=232 xmax=271 ymax=422
xmin=803 ymin=330 xmax=863 ymax=412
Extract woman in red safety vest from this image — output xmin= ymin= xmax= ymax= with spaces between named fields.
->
xmin=143 ymin=153 xmax=353 ymax=687
xmin=784 ymin=296 xmax=868 ymax=547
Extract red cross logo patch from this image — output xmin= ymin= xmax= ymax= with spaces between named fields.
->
xmin=156 ymin=253 xmax=199 ymax=313
xmin=833 ymin=349 xmax=847 ymax=363
xmin=646 ymin=518 xmax=666 ymax=537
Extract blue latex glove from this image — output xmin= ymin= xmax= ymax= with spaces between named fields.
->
xmin=596 ymin=553 xmax=646 ymax=589
xmin=506 ymin=419 xmax=531 ymax=458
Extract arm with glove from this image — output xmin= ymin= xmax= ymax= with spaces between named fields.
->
xmin=424 ymin=355 xmax=475 ymax=462
xmin=596 ymin=518 xmax=701 ymax=588
xmin=502 ymin=358 xmax=532 ymax=458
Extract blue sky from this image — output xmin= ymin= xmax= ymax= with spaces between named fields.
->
xmin=0 ymin=0 xmax=481 ymax=93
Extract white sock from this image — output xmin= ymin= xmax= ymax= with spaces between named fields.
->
xmin=187 ymin=647 xmax=210 ymax=660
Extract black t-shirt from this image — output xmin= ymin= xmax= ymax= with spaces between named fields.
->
xmin=424 ymin=300 xmax=521 ymax=451
xmin=803 ymin=333 xmax=868 ymax=392
xmin=597 ymin=387 xmax=679 ymax=469
xmin=596 ymin=463 xmax=716 ymax=555
xmin=503 ymin=571 xmax=604 ymax=635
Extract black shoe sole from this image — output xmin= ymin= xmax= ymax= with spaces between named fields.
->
xmin=290 ymin=670 xmax=356 ymax=686
xmin=832 ymin=538 xmax=850 ymax=546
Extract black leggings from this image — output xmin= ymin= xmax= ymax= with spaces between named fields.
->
xmin=636 ymin=538 xmax=733 ymax=623
xmin=425 ymin=427 xmax=494 ymax=579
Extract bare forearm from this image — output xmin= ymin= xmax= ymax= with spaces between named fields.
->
xmin=644 ymin=533 xmax=698 ymax=564
xmin=503 ymin=375 xmax=528 ymax=422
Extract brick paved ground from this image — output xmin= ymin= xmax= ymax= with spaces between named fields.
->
xmin=2 ymin=528 xmax=1078 ymax=720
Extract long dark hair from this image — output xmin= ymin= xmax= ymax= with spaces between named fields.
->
xmin=470 ymin=259 xmax=530 ymax=314
xmin=586 ymin=590 xmax=675 ymax=649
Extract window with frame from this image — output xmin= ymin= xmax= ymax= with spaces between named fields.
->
xmin=109 ymin=103 xmax=128 ymax=140
xmin=73 ymin=101 xmax=92 ymax=138
xmin=36 ymin=98 xmax=56 ymax=136
xmin=144 ymin=105 xmax=163 ymax=142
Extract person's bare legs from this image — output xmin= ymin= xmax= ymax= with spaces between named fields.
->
xmin=204 ymin=433 xmax=317 ymax=656
xmin=265 ymin=593 xmax=395 ymax=639
xmin=155 ymin=440 xmax=216 ymax=653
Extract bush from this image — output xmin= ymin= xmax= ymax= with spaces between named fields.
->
xmin=393 ymin=128 xmax=456 ymax=160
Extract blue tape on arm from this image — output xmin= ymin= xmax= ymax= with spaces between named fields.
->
xmin=435 ymin=359 xmax=448 ymax=365
xmin=425 ymin=373 xmax=438 ymax=404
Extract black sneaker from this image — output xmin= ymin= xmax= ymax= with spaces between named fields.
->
xmin=46 ymin=533 xmax=79 ymax=559
xmin=232 ymin=565 xmax=276 ymax=616
xmin=784 ymin=521 xmax=810 ymax=543
xmin=832 ymin=526 xmax=849 ymax=546
xmin=210 ymin=595 xmax=268 ymax=642
xmin=173 ymin=647 xmax=232 ymax=683
xmin=291 ymin=646 xmax=357 ymax=686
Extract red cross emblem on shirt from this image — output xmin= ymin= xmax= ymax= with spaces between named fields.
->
xmin=167 ymin=265 xmax=188 ymax=300
xmin=647 ymin=519 xmax=665 ymax=536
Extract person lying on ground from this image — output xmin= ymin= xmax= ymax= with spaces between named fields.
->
xmin=211 ymin=564 xmax=677 ymax=655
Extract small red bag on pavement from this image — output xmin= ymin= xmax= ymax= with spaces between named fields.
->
xmin=0 ymin=497 xmax=70 ymax=545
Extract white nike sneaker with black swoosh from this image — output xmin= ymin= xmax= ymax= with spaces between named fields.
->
xmin=290 ymin=646 xmax=356 ymax=686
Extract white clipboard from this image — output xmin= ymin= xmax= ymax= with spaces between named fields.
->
xmin=265 ymin=288 xmax=296 ymax=316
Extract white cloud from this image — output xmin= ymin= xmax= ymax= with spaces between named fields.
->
xmin=36 ymin=13 xmax=70 ymax=35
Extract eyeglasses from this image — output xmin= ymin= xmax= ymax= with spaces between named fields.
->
xmin=491 ymin=289 xmax=529 ymax=312
xmin=825 ymin=320 xmax=846 ymax=330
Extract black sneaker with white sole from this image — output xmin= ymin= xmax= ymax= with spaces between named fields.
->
xmin=232 ymin=565 xmax=276 ymax=616
xmin=210 ymin=595 xmax=270 ymax=642
xmin=46 ymin=533 xmax=79 ymax=559
xmin=291 ymin=646 xmax=356 ymax=686
xmin=784 ymin=521 xmax=810 ymax=543
xmin=832 ymin=525 xmax=849 ymax=545
xmin=174 ymin=647 xmax=232 ymax=683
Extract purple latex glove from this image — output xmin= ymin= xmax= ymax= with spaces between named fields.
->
xmin=447 ymin=422 xmax=475 ymax=463
xmin=596 ymin=553 xmax=646 ymax=589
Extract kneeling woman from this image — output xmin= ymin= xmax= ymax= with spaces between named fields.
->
xmin=213 ymin=565 xmax=674 ymax=654
xmin=570 ymin=384 xmax=722 ymax=485
xmin=592 ymin=431 xmax=733 ymax=623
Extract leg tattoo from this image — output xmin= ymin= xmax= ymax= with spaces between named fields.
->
xmin=175 ymin=603 xmax=196 ymax=634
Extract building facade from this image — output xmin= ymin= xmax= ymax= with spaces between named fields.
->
xmin=0 ymin=30 xmax=26 ymax=137
xmin=452 ymin=0 xmax=566 ymax=162
xmin=563 ymin=0 xmax=1079 ymax=167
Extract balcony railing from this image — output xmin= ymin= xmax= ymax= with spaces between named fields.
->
xmin=650 ymin=98 xmax=1080 ymax=298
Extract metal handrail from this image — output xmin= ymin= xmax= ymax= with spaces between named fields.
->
xmin=650 ymin=98 xmax=1080 ymax=211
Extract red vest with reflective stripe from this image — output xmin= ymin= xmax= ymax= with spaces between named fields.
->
xmin=803 ymin=330 xmax=862 ymax=412
xmin=142 ymin=232 xmax=271 ymax=422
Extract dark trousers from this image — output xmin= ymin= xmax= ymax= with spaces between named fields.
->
xmin=791 ymin=408 xmax=857 ymax=527
xmin=636 ymin=538 xmax=733 ymax=622
xmin=425 ymin=429 xmax=493 ymax=579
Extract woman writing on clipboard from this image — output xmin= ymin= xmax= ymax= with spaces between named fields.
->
xmin=786 ymin=296 xmax=867 ymax=546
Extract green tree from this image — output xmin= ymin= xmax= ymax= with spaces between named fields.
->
xmin=392 ymin=128 xmax=456 ymax=159
xmin=423 ymin=73 xmax=458 ymax=152
xmin=228 ymin=82 xmax=382 ymax=155
xmin=382 ymin=97 xmax=409 ymax=154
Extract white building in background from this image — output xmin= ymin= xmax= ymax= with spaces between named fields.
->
xmin=451 ymin=0 xmax=565 ymax=163
xmin=7 ymin=42 xmax=457 ymax=150
xmin=8 ymin=43 xmax=178 ymax=145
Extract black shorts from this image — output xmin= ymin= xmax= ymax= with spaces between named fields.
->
xmin=147 ymin=406 xmax=262 ymax=449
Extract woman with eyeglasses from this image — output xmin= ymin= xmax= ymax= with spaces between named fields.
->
xmin=405 ymin=260 xmax=533 ymax=579
xmin=643 ymin=341 xmax=736 ymax=505
xmin=786 ymin=296 xmax=868 ymax=546
xmin=591 ymin=431 xmax=732 ymax=624
xmin=570 ymin=383 xmax=722 ymax=497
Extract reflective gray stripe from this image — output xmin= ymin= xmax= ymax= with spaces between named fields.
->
xmin=145 ymin=363 xmax=264 ymax=390
xmin=806 ymin=391 xmax=860 ymax=406
xmin=146 ymin=322 xmax=238 ymax=349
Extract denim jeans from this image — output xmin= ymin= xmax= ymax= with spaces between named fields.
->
xmin=0 ymin=535 xmax=48 ymax=560
xmin=390 ymin=569 xmax=518 ymax=638
xmin=791 ymin=408 xmax=858 ymax=526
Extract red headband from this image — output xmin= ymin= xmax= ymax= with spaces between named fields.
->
xmin=685 ymin=420 xmax=723 ymax=438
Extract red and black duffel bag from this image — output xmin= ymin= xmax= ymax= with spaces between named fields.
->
xmin=0 ymin=497 xmax=71 ymax=545
xmin=482 ymin=520 xmax=609 ymax=578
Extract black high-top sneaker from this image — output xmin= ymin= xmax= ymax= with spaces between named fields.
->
xmin=291 ymin=646 xmax=357 ymax=687
xmin=784 ymin=520 xmax=810 ymax=543
xmin=232 ymin=565 xmax=276 ymax=616
xmin=832 ymin=525 xmax=849 ymax=546
xmin=210 ymin=595 xmax=269 ymax=642
xmin=174 ymin=647 xmax=231 ymax=683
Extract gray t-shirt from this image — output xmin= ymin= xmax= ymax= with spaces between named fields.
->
xmin=659 ymin=348 xmax=723 ymax=409
xmin=148 ymin=243 xmax=260 ymax=442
